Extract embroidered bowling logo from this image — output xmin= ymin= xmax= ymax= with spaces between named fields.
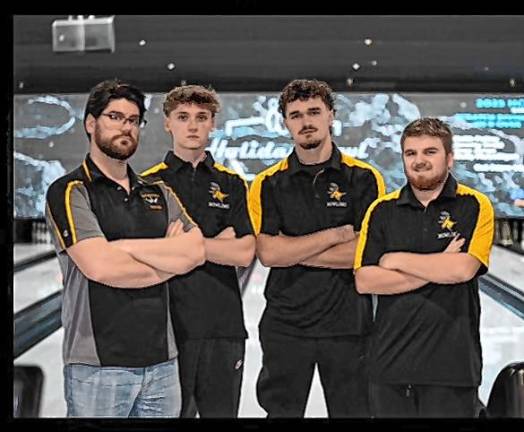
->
xmin=437 ymin=210 xmax=459 ymax=239
xmin=209 ymin=182 xmax=230 ymax=209
xmin=326 ymin=183 xmax=347 ymax=207
xmin=140 ymin=192 xmax=163 ymax=210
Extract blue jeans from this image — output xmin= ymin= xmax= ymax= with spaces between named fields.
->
xmin=64 ymin=358 xmax=181 ymax=417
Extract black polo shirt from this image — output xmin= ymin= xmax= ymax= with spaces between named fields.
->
xmin=354 ymin=174 xmax=495 ymax=386
xmin=249 ymin=143 xmax=386 ymax=337
xmin=45 ymin=154 xmax=194 ymax=367
xmin=141 ymin=151 xmax=252 ymax=342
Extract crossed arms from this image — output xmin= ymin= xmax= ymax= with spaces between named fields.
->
xmin=256 ymin=224 xmax=358 ymax=269
xmin=68 ymin=219 xmax=255 ymax=289
xmin=355 ymin=235 xmax=482 ymax=295
xmin=67 ymin=220 xmax=206 ymax=289
xmin=203 ymin=226 xmax=255 ymax=267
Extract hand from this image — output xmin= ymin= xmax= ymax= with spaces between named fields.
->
xmin=444 ymin=234 xmax=465 ymax=253
xmin=216 ymin=226 xmax=236 ymax=239
xmin=166 ymin=219 xmax=184 ymax=237
xmin=379 ymin=252 xmax=397 ymax=270
xmin=335 ymin=224 xmax=355 ymax=243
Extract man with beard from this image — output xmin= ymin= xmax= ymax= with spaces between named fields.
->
xmin=354 ymin=117 xmax=495 ymax=417
xmin=45 ymin=79 xmax=206 ymax=417
xmin=249 ymin=79 xmax=385 ymax=417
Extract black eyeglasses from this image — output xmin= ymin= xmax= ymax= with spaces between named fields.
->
xmin=100 ymin=111 xmax=147 ymax=129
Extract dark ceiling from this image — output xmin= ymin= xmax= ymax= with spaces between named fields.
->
xmin=13 ymin=15 xmax=524 ymax=94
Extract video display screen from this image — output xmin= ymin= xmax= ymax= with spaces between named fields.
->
xmin=14 ymin=93 xmax=524 ymax=218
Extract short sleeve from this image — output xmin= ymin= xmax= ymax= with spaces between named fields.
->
xmin=354 ymin=199 xmax=388 ymax=270
xmin=45 ymin=180 xmax=104 ymax=252
xmin=228 ymin=175 xmax=255 ymax=238
xmin=158 ymin=182 xmax=196 ymax=232
xmin=467 ymin=192 xmax=495 ymax=274
xmin=353 ymin=167 xmax=386 ymax=232
xmin=249 ymin=174 xmax=281 ymax=236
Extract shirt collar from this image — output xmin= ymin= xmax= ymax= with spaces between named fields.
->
xmin=82 ymin=154 xmax=145 ymax=190
xmin=397 ymin=174 xmax=458 ymax=208
xmin=287 ymin=142 xmax=342 ymax=176
xmin=163 ymin=150 xmax=215 ymax=172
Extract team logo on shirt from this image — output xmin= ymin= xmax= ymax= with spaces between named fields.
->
xmin=140 ymin=192 xmax=163 ymax=210
xmin=209 ymin=182 xmax=230 ymax=209
xmin=326 ymin=183 xmax=347 ymax=207
xmin=437 ymin=210 xmax=459 ymax=239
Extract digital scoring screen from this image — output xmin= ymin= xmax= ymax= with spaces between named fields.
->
xmin=14 ymin=93 xmax=524 ymax=219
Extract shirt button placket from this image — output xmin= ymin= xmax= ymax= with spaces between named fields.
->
xmin=422 ymin=207 xmax=431 ymax=243
xmin=116 ymin=185 xmax=129 ymax=203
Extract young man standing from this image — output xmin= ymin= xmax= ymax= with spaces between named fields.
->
xmin=141 ymin=85 xmax=255 ymax=417
xmin=45 ymin=79 xmax=206 ymax=417
xmin=355 ymin=117 xmax=495 ymax=417
xmin=249 ymin=79 xmax=385 ymax=417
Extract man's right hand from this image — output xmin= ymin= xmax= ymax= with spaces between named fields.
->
xmin=215 ymin=226 xmax=236 ymax=239
xmin=334 ymin=224 xmax=356 ymax=243
xmin=443 ymin=234 xmax=465 ymax=253
xmin=166 ymin=219 xmax=184 ymax=237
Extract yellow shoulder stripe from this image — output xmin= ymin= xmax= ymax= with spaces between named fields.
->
xmin=340 ymin=154 xmax=386 ymax=197
xmin=354 ymin=189 xmax=401 ymax=270
xmin=141 ymin=162 xmax=168 ymax=177
xmin=248 ymin=158 xmax=289 ymax=235
xmin=65 ymin=180 xmax=84 ymax=245
xmin=46 ymin=203 xmax=66 ymax=250
xmin=213 ymin=162 xmax=241 ymax=178
xmin=457 ymin=184 xmax=494 ymax=267
xmin=81 ymin=160 xmax=92 ymax=181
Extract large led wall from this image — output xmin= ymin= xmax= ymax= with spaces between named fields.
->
xmin=14 ymin=93 xmax=524 ymax=218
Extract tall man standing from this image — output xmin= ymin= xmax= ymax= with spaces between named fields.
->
xmin=249 ymin=79 xmax=385 ymax=417
xmin=141 ymin=85 xmax=255 ymax=417
xmin=45 ymin=79 xmax=206 ymax=417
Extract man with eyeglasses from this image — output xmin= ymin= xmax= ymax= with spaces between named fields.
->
xmin=99 ymin=111 xmax=145 ymax=128
xmin=45 ymin=79 xmax=206 ymax=417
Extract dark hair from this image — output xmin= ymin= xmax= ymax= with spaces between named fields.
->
xmin=400 ymin=117 xmax=453 ymax=154
xmin=83 ymin=79 xmax=146 ymax=139
xmin=278 ymin=79 xmax=336 ymax=118
xmin=163 ymin=85 xmax=220 ymax=117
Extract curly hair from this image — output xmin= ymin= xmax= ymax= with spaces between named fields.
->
xmin=278 ymin=79 xmax=335 ymax=118
xmin=163 ymin=85 xmax=220 ymax=117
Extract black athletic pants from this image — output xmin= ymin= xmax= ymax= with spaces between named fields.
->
xmin=370 ymin=382 xmax=479 ymax=417
xmin=178 ymin=338 xmax=245 ymax=418
xmin=256 ymin=331 xmax=369 ymax=417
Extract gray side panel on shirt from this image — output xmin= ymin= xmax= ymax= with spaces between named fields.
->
xmin=57 ymin=252 xmax=100 ymax=365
